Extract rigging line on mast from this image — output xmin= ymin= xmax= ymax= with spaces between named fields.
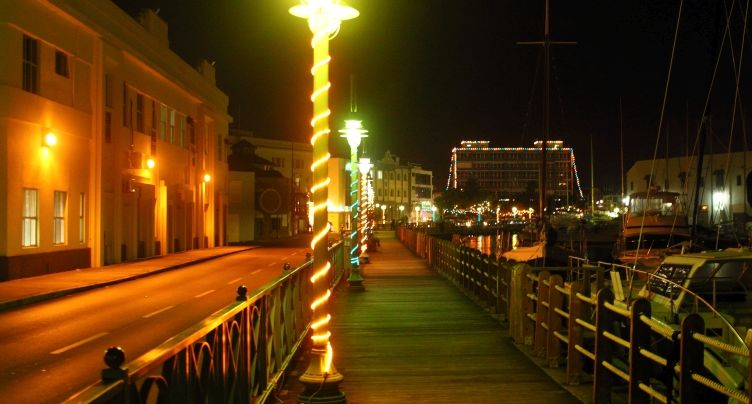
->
xmin=719 ymin=0 xmax=750 ymax=196
xmin=520 ymin=48 xmax=544 ymax=146
xmin=550 ymin=52 xmax=571 ymax=135
xmin=635 ymin=0 xmax=685 ymax=267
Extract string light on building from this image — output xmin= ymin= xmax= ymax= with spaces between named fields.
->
xmin=289 ymin=1 xmax=358 ymax=402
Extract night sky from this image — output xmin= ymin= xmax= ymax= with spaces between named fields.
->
xmin=112 ymin=0 xmax=751 ymax=194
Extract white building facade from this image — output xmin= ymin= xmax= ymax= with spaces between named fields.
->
xmin=626 ymin=152 xmax=752 ymax=228
xmin=0 ymin=1 xmax=229 ymax=279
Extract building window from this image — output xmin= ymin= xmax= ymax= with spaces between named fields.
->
xmin=737 ymin=175 xmax=742 ymax=186
xmin=151 ymin=100 xmax=157 ymax=132
xmin=179 ymin=115 xmax=186 ymax=147
xmin=169 ymin=110 xmax=176 ymax=143
xmin=122 ymin=82 xmax=129 ymax=127
xmin=378 ymin=171 xmax=383 ymax=179
xmin=55 ymin=50 xmax=69 ymax=77
xmin=159 ymin=105 xmax=167 ymax=140
xmin=22 ymin=189 xmax=38 ymax=247
xmin=79 ymin=193 xmax=85 ymax=244
xmin=136 ymin=94 xmax=144 ymax=132
xmin=22 ymin=35 xmax=39 ymax=93
xmin=104 ymin=111 xmax=112 ymax=143
xmin=53 ymin=191 xmax=67 ymax=245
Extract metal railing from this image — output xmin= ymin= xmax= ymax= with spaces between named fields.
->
xmin=67 ymin=241 xmax=346 ymax=403
xmin=398 ymin=227 xmax=752 ymax=403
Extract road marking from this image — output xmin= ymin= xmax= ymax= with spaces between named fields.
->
xmin=251 ymin=269 xmax=261 ymax=275
xmin=51 ymin=332 xmax=108 ymax=355
xmin=227 ymin=277 xmax=242 ymax=285
xmin=194 ymin=289 xmax=215 ymax=298
xmin=267 ymin=262 xmax=277 ymax=267
xmin=143 ymin=305 xmax=175 ymax=319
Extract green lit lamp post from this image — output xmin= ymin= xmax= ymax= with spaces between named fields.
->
xmin=339 ymin=119 xmax=367 ymax=289
xmin=289 ymin=1 xmax=358 ymax=402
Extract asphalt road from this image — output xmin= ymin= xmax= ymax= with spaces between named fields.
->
xmin=0 ymin=246 xmax=309 ymax=403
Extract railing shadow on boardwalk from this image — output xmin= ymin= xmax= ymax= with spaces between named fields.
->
xmin=399 ymin=227 xmax=752 ymax=404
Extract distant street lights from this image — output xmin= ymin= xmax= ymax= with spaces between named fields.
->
xmin=289 ymin=1 xmax=358 ymax=402
xmin=339 ymin=119 xmax=367 ymax=289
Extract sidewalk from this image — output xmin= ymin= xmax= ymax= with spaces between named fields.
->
xmin=0 ymin=246 xmax=254 ymax=311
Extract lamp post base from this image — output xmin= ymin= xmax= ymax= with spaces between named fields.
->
xmin=347 ymin=266 xmax=365 ymax=290
xmin=298 ymin=348 xmax=346 ymax=404
xmin=359 ymin=252 xmax=370 ymax=264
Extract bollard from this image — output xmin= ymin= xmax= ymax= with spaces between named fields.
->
xmin=236 ymin=285 xmax=248 ymax=301
xmin=101 ymin=346 xmax=128 ymax=383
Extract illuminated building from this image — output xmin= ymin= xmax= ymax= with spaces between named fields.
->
xmin=448 ymin=140 xmax=584 ymax=203
xmin=0 ymin=3 xmax=229 ymax=279
xmin=372 ymin=151 xmax=434 ymax=223
xmin=627 ymin=151 xmax=752 ymax=228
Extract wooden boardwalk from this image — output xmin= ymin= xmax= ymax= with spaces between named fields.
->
xmin=280 ymin=231 xmax=581 ymax=403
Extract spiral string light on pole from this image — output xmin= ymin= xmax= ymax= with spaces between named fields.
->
xmin=358 ymin=158 xmax=372 ymax=263
xmin=290 ymin=1 xmax=358 ymax=402
xmin=339 ymin=120 xmax=367 ymax=288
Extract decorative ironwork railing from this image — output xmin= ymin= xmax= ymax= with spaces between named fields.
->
xmin=67 ymin=241 xmax=345 ymax=403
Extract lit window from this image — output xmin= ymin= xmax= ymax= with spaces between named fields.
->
xmin=55 ymin=50 xmax=69 ymax=77
xmin=79 ymin=193 xmax=85 ymax=244
xmin=378 ymin=171 xmax=383 ymax=180
xmin=22 ymin=35 xmax=39 ymax=93
xmin=53 ymin=191 xmax=67 ymax=245
xmin=22 ymin=189 xmax=38 ymax=247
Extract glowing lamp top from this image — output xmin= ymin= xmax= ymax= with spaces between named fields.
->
xmin=358 ymin=157 xmax=372 ymax=174
xmin=339 ymin=119 xmax=368 ymax=149
xmin=289 ymin=0 xmax=359 ymax=34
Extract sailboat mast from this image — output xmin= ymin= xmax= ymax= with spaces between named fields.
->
xmin=540 ymin=0 xmax=550 ymax=222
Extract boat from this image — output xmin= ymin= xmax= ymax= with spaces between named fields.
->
xmin=614 ymin=190 xmax=691 ymax=268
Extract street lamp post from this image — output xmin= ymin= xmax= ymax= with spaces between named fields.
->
xmin=358 ymin=157 xmax=372 ymax=264
xmin=339 ymin=119 xmax=367 ymax=290
xmin=290 ymin=1 xmax=358 ymax=402
xmin=415 ymin=205 xmax=421 ymax=224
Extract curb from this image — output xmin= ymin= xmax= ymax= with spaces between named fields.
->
xmin=0 ymin=247 xmax=257 ymax=312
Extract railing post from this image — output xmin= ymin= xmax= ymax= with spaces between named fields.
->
xmin=534 ymin=271 xmax=551 ymax=357
xmin=522 ymin=265 xmax=535 ymax=346
xmin=593 ymin=288 xmax=615 ymax=403
xmin=547 ymin=274 xmax=563 ymax=367
xmin=566 ymin=281 xmax=583 ymax=385
xmin=679 ymin=313 xmax=704 ymax=404
xmin=629 ymin=298 xmax=651 ymax=403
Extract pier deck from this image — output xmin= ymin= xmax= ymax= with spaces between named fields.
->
xmin=280 ymin=231 xmax=582 ymax=403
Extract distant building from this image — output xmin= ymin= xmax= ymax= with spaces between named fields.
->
xmin=372 ymin=151 xmax=434 ymax=223
xmin=227 ymin=130 xmax=312 ymax=241
xmin=0 ymin=2 xmax=229 ymax=280
xmin=448 ymin=140 xmax=584 ymax=204
xmin=626 ymin=152 xmax=752 ymax=228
